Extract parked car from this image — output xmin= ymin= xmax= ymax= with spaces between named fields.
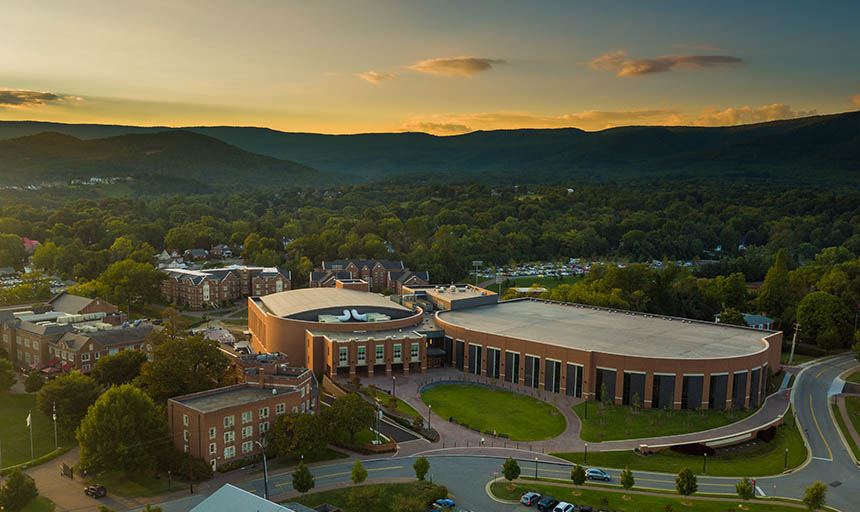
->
xmin=521 ymin=492 xmax=541 ymax=505
xmin=537 ymin=496 xmax=559 ymax=512
xmin=586 ymin=468 xmax=611 ymax=481
xmin=431 ymin=498 xmax=455 ymax=510
xmin=84 ymin=485 xmax=107 ymax=498
xmin=576 ymin=506 xmax=593 ymax=512
xmin=552 ymin=503 xmax=574 ymax=512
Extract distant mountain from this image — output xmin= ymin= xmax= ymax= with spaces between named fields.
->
xmin=1 ymin=111 xmax=859 ymax=185
xmin=0 ymin=130 xmax=325 ymax=191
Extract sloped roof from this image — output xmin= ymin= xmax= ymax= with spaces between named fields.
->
xmin=309 ymin=270 xmax=352 ymax=284
xmin=48 ymin=292 xmax=95 ymax=314
xmin=322 ymin=259 xmax=403 ymax=271
xmin=389 ymin=270 xmax=430 ymax=283
xmin=57 ymin=324 xmax=155 ymax=351
xmin=190 ymin=484 xmax=310 ymax=512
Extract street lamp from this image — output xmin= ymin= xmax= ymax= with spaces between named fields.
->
xmin=428 ymin=404 xmax=432 ymax=430
xmin=167 ymin=470 xmax=171 ymax=491
xmin=702 ymin=452 xmax=707 ymax=474
xmin=784 ymin=448 xmax=788 ymax=470
xmin=254 ymin=439 xmax=269 ymax=500
xmin=393 ymin=375 xmax=396 ymax=398
xmin=535 ymin=457 xmax=539 ymax=479
xmin=584 ymin=443 xmax=588 ymax=465
xmin=583 ymin=380 xmax=588 ymax=420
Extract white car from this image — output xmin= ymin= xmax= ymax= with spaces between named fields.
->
xmin=553 ymin=502 xmax=574 ymax=512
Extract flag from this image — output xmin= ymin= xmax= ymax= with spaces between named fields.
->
xmin=26 ymin=412 xmax=31 ymax=428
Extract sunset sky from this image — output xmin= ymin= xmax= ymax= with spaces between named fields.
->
xmin=2 ymin=1 xmax=859 ymax=134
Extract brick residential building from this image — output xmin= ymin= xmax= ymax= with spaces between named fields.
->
xmin=167 ymin=366 xmax=318 ymax=471
xmin=317 ymin=259 xmax=407 ymax=291
xmin=387 ymin=270 xmax=430 ymax=295
xmin=48 ymin=292 xmax=126 ymax=325
xmin=162 ymin=266 xmax=291 ymax=309
xmin=49 ymin=324 xmax=157 ymax=372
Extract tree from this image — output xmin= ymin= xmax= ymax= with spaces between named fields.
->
xmin=620 ymin=467 xmax=634 ymax=491
xmin=854 ymin=340 xmax=860 ymax=364
xmin=413 ymin=456 xmax=430 ymax=481
xmin=502 ymin=457 xmax=521 ymax=481
xmin=675 ymin=467 xmax=698 ymax=496
xmin=24 ymin=371 xmax=45 ymax=393
xmin=736 ymin=477 xmax=754 ymax=500
xmin=758 ymin=249 xmax=792 ymax=319
xmin=269 ymin=413 xmax=330 ymax=458
xmin=351 ymin=459 xmax=367 ymax=485
xmin=69 ymin=260 xmax=165 ymax=311
xmin=90 ymin=350 xmax=148 ymax=388
xmin=803 ymin=481 xmax=827 ymax=511
xmin=137 ymin=335 xmax=232 ymax=403
xmin=0 ymin=233 xmax=25 ymax=269
xmin=36 ymin=371 xmax=100 ymax=432
xmin=326 ymin=393 xmax=374 ymax=445
xmin=718 ymin=307 xmax=747 ymax=326
xmin=0 ymin=358 xmax=15 ymax=393
xmin=571 ymin=464 xmax=586 ymax=486
xmin=0 ymin=469 xmax=38 ymax=510
xmin=292 ymin=461 xmax=315 ymax=494
xmin=347 ymin=486 xmax=384 ymax=510
xmin=797 ymin=291 xmax=852 ymax=349
xmin=77 ymin=384 xmax=168 ymax=472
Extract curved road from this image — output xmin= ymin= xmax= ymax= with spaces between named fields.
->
xmin=153 ymin=355 xmax=859 ymax=512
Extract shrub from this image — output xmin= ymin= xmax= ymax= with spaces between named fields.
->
xmin=158 ymin=449 xmax=214 ymax=482
xmin=24 ymin=372 xmax=45 ymax=393
xmin=413 ymin=456 xmax=430 ymax=481
xmin=0 ymin=469 xmax=38 ymax=511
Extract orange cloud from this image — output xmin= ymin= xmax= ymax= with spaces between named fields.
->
xmin=694 ymin=104 xmax=816 ymax=126
xmin=407 ymin=56 xmax=505 ymax=77
xmin=354 ymin=71 xmax=395 ymax=85
xmin=589 ymin=50 xmax=743 ymax=77
xmin=0 ymin=88 xmax=79 ymax=108
xmin=852 ymin=94 xmax=860 ymax=107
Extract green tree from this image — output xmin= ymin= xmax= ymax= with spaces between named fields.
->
xmin=91 ymin=350 xmax=148 ymax=388
xmin=802 ymin=481 xmax=827 ymax=511
xmin=502 ymin=457 xmax=520 ymax=481
xmin=757 ymin=249 xmax=792 ymax=319
xmin=24 ymin=371 xmax=45 ymax=393
xmin=0 ymin=469 xmax=38 ymax=510
xmin=137 ymin=335 xmax=232 ymax=403
xmin=92 ymin=259 xmax=166 ymax=311
xmin=351 ymin=459 xmax=367 ymax=485
xmin=413 ymin=456 xmax=430 ymax=481
xmin=347 ymin=486 xmax=384 ymax=510
xmin=854 ymin=340 xmax=860 ymax=364
xmin=797 ymin=291 xmax=852 ymax=349
xmin=269 ymin=413 xmax=330 ymax=458
xmin=0 ymin=358 xmax=15 ymax=393
xmin=675 ymin=467 xmax=698 ymax=496
xmin=326 ymin=393 xmax=374 ymax=445
xmin=77 ymin=384 xmax=168 ymax=472
xmin=620 ymin=467 xmax=634 ymax=491
xmin=0 ymin=233 xmax=25 ymax=268
xmin=292 ymin=461 xmax=315 ymax=494
xmin=36 ymin=372 xmax=100 ymax=432
xmin=718 ymin=307 xmax=747 ymax=326
xmin=571 ymin=464 xmax=586 ymax=486
xmin=736 ymin=477 xmax=754 ymax=500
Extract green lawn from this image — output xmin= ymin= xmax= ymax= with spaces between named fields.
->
xmin=0 ymin=394 xmax=62 ymax=469
xmin=832 ymin=402 xmax=860 ymax=462
xmin=780 ymin=352 xmax=817 ymax=365
xmin=845 ymin=370 xmax=860 ymax=385
xmin=87 ymin=469 xmax=189 ymax=498
xmin=332 ymin=427 xmax=390 ymax=452
xmin=573 ymin=402 xmax=755 ymax=442
xmin=421 ymin=384 xmax=566 ymax=441
xmin=21 ymin=496 xmax=56 ymax=512
xmin=490 ymin=481 xmax=821 ymax=512
xmin=289 ymin=481 xmax=447 ymax=511
xmin=553 ymin=406 xmax=805 ymax=477
xmin=365 ymin=387 xmax=419 ymax=417
xmin=484 ymin=275 xmax=582 ymax=293
xmin=254 ymin=447 xmax=349 ymax=474
xmin=220 ymin=318 xmax=248 ymax=327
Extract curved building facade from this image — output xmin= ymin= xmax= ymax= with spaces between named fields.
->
xmin=435 ymin=299 xmax=782 ymax=410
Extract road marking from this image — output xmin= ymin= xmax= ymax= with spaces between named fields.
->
xmin=756 ymin=486 xmax=766 ymax=496
xmin=811 ymin=456 xmax=832 ymax=461
xmin=809 ymin=394 xmax=833 ymax=460
xmin=815 ymin=367 xmax=828 ymax=379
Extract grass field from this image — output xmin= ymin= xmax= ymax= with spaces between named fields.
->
xmin=845 ymin=370 xmax=860 ymax=385
xmin=780 ymin=352 xmax=817 ymax=365
xmin=365 ymin=387 xmax=419 ymax=417
xmin=21 ymin=496 xmax=56 ymax=512
xmin=554 ymin=406 xmax=805 ymax=477
xmin=573 ymin=402 xmax=756 ymax=442
xmin=421 ymin=384 xmax=566 ymax=441
xmin=832 ymin=402 xmax=860 ymax=462
xmin=490 ymin=481 xmax=823 ymax=512
xmin=0 ymin=394 xmax=60 ymax=469
xmin=290 ymin=481 xmax=447 ymax=511
xmin=254 ymin=447 xmax=349 ymax=474
xmin=483 ymin=275 xmax=582 ymax=293
xmin=88 ymin=469 xmax=189 ymax=498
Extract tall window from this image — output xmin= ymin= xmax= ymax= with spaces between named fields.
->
xmin=375 ymin=345 xmax=384 ymax=362
xmin=357 ymin=346 xmax=366 ymax=363
xmin=276 ymin=403 xmax=286 ymax=415
xmin=224 ymin=446 xmax=235 ymax=459
xmin=339 ymin=347 xmax=348 ymax=364
xmin=223 ymin=415 xmax=235 ymax=428
xmin=224 ymin=431 xmax=234 ymax=443
xmin=393 ymin=344 xmax=402 ymax=360
xmin=259 ymin=407 xmax=269 ymax=419
xmin=242 ymin=441 xmax=253 ymax=454
xmin=209 ymin=427 xmax=216 ymax=440
xmin=242 ymin=411 xmax=253 ymax=424
xmin=242 ymin=425 xmax=253 ymax=439
xmin=411 ymin=343 xmax=419 ymax=358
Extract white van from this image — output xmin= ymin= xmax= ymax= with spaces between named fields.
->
xmin=552 ymin=503 xmax=574 ymax=512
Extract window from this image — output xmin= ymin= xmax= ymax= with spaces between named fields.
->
xmin=183 ymin=430 xmax=188 ymax=441
xmin=223 ymin=415 xmax=235 ymax=428
xmin=16 ymin=335 xmax=21 ymax=344
xmin=301 ymin=386 xmax=305 ymax=398
xmin=224 ymin=446 xmax=235 ymax=459
xmin=33 ymin=340 xmax=39 ymax=350
xmin=183 ymin=414 xmax=189 ymax=426
xmin=242 ymin=441 xmax=253 ymax=454
xmin=209 ymin=443 xmax=217 ymax=455
xmin=276 ymin=403 xmax=286 ymax=415
xmin=393 ymin=344 xmax=401 ymax=360
xmin=24 ymin=352 xmax=30 ymax=363
xmin=338 ymin=347 xmax=348 ymax=364
xmin=242 ymin=425 xmax=253 ymax=439
xmin=81 ymin=353 xmax=90 ymax=362
xmin=24 ymin=338 xmax=29 ymax=348
xmin=411 ymin=343 xmax=419 ymax=359
xmin=94 ymin=352 xmax=100 ymax=360
xmin=301 ymin=401 xmax=306 ymax=413
xmin=224 ymin=431 xmax=235 ymax=443
xmin=292 ymin=406 xmax=298 ymax=413
xmin=375 ymin=345 xmax=384 ymax=362
xmin=209 ymin=427 xmax=216 ymax=440
xmin=242 ymin=411 xmax=253 ymax=424
xmin=34 ymin=355 xmax=40 ymax=364
xmin=357 ymin=346 xmax=366 ymax=363
xmin=259 ymin=407 xmax=269 ymax=419
xmin=260 ymin=421 xmax=269 ymax=433
xmin=184 ymin=444 xmax=188 ymax=453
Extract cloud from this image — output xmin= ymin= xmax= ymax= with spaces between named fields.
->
xmin=589 ymin=50 xmax=743 ymax=77
xmin=401 ymin=109 xmax=683 ymax=135
xmin=852 ymin=94 xmax=860 ymax=107
xmin=0 ymin=88 xmax=77 ymax=107
xmin=407 ymin=56 xmax=505 ymax=77
xmin=694 ymin=104 xmax=817 ymax=126
xmin=673 ymin=43 xmax=726 ymax=52
xmin=354 ymin=71 xmax=396 ymax=85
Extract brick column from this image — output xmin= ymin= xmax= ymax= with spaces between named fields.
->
xmin=615 ymin=370 xmax=625 ymax=405
xmin=726 ymin=372 xmax=735 ymax=409
xmin=673 ymin=374 xmax=684 ymax=410
xmin=701 ymin=374 xmax=711 ymax=410
xmin=644 ymin=372 xmax=654 ymax=407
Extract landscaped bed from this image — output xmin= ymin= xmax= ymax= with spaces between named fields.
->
xmin=833 ymin=396 xmax=860 ymax=461
xmin=554 ymin=406 xmax=805 ymax=477
xmin=420 ymin=383 xmax=566 ymax=441
xmin=289 ymin=481 xmax=447 ymax=511
xmin=573 ymin=401 xmax=756 ymax=442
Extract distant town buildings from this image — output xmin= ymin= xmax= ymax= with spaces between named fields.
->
xmin=161 ymin=266 xmax=291 ymax=309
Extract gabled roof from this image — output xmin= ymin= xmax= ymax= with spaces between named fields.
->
xmin=321 ymin=259 xmax=404 ymax=271
xmin=48 ymin=292 xmax=96 ymax=314
xmin=56 ymin=324 xmax=155 ymax=351
xmin=15 ymin=320 xmax=74 ymax=337
xmin=743 ymin=313 xmax=774 ymax=325
xmin=388 ymin=270 xmax=430 ymax=284
xmin=309 ymin=270 xmax=352 ymax=284
xmin=191 ymin=483 xmax=312 ymax=512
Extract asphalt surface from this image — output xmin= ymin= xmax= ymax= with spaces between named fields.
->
xmin=149 ymin=355 xmax=860 ymax=512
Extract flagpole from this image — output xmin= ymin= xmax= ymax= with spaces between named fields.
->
xmin=53 ymin=402 xmax=58 ymax=451
xmin=28 ymin=409 xmax=34 ymax=461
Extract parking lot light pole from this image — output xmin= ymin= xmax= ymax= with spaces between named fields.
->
xmin=535 ymin=457 xmax=539 ymax=479
xmin=703 ymin=452 xmax=707 ymax=474
xmin=392 ymin=375 xmax=396 ymax=398
xmin=784 ymin=448 xmax=788 ymax=470
xmin=428 ymin=404 xmax=432 ymax=430
xmin=254 ymin=440 xmax=269 ymax=500
xmin=584 ymin=443 xmax=588 ymax=465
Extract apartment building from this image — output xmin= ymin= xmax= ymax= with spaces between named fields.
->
xmin=49 ymin=324 xmax=156 ymax=372
xmin=162 ymin=266 xmax=291 ymax=309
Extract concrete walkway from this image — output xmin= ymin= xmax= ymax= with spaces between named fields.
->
xmin=353 ymin=367 xmax=791 ymax=455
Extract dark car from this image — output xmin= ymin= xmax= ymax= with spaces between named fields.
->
xmin=84 ymin=485 xmax=107 ymax=498
xmin=537 ymin=496 xmax=559 ymax=512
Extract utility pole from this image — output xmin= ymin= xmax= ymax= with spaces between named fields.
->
xmin=788 ymin=323 xmax=801 ymax=365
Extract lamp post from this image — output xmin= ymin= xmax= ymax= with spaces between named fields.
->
xmin=52 ymin=402 xmax=58 ymax=451
xmin=584 ymin=443 xmax=588 ymax=465
xmin=702 ymin=452 xmax=707 ymax=474
xmin=254 ymin=439 xmax=269 ymax=500
xmin=535 ymin=457 xmax=539 ymax=479
xmin=428 ymin=404 xmax=432 ymax=430
xmin=784 ymin=448 xmax=788 ymax=470
xmin=167 ymin=470 xmax=172 ymax=491
xmin=392 ymin=375 xmax=396 ymax=398
xmin=583 ymin=380 xmax=588 ymax=420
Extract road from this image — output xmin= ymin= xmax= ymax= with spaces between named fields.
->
xmin=149 ymin=355 xmax=860 ymax=512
